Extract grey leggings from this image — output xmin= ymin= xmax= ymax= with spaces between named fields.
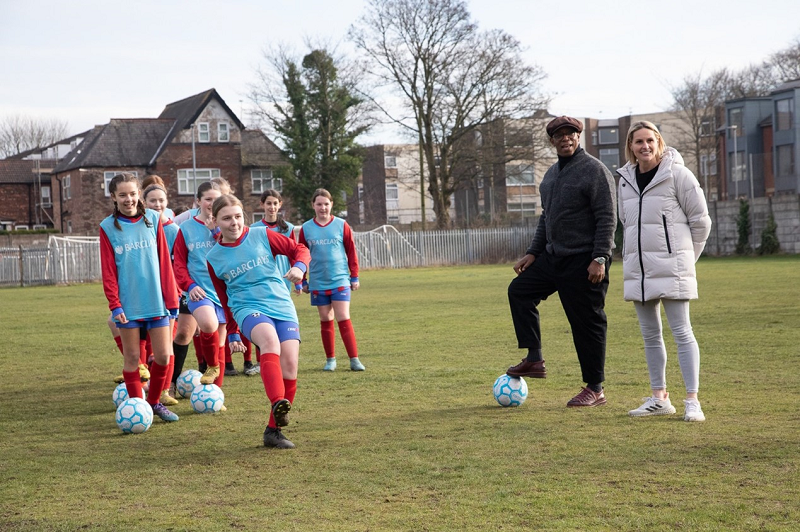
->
xmin=633 ymin=299 xmax=700 ymax=394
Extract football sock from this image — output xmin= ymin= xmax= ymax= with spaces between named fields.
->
xmin=214 ymin=344 xmax=225 ymax=387
xmin=123 ymin=369 xmax=143 ymax=399
xmin=165 ymin=355 xmax=175 ymax=388
xmin=172 ymin=342 xmax=189 ymax=384
xmin=193 ymin=335 xmax=203 ymax=364
xmin=145 ymin=334 xmax=153 ymax=361
xmin=114 ymin=336 xmax=124 ymax=354
xmin=525 ymin=348 xmax=543 ymax=363
xmin=337 ymin=319 xmax=359 ymax=359
xmin=243 ymin=337 xmax=253 ymax=363
xmin=260 ymin=352 xmax=285 ymax=406
xmin=199 ymin=331 xmax=219 ymax=367
xmin=146 ymin=361 xmax=168 ymax=406
xmin=225 ymin=343 xmax=232 ymax=364
xmin=139 ymin=339 xmax=148 ymax=366
xmin=320 ymin=320 xmax=335 ymax=358
xmin=255 ymin=345 xmax=261 ymax=363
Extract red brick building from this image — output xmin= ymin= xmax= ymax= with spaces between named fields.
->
xmin=51 ymin=89 xmax=286 ymax=234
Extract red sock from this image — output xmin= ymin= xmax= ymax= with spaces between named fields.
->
xmin=199 ymin=331 xmax=219 ymax=366
xmin=165 ymin=355 xmax=175 ymax=388
xmin=337 ymin=319 xmax=359 ymax=359
xmin=193 ymin=335 xmax=203 ymax=364
xmin=139 ymin=339 xmax=148 ymax=366
xmin=260 ymin=352 xmax=285 ymax=406
xmin=320 ymin=320 xmax=335 ymax=358
xmin=255 ymin=345 xmax=261 ymax=363
xmin=146 ymin=361 xmax=168 ymax=405
xmin=123 ymin=370 xmax=143 ymax=399
xmin=243 ymin=337 xmax=253 ymax=363
xmin=225 ymin=343 xmax=232 ymax=364
xmin=114 ymin=336 xmax=123 ymax=355
xmin=145 ymin=335 xmax=153 ymax=361
xmin=214 ymin=344 xmax=225 ymax=387
xmin=269 ymin=377 xmax=297 ymax=429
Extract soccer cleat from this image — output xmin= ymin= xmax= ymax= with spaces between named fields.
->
xmin=243 ymin=361 xmax=260 ymax=376
xmin=224 ymin=362 xmax=239 ymax=376
xmin=160 ymin=390 xmax=179 ymax=406
xmin=152 ymin=402 xmax=179 ymax=422
xmin=113 ymin=374 xmax=125 ymax=384
xmin=200 ymin=365 xmax=220 ymax=384
xmin=567 ymin=387 xmax=607 ymax=407
xmin=349 ymin=357 xmax=366 ymax=371
xmin=506 ymin=359 xmax=546 ymax=378
xmin=263 ymin=427 xmax=295 ymax=449
xmin=218 ymin=404 xmax=227 ymax=412
xmin=628 ymin=395 xmax=676 ymax=417
xmin=683 ymin=399 xmax=706 ymax=422
xmin=323 ymin=358 xmax=337 ymax=371
xmin=138 ymin=363 xmax=151 ymax=382
xmin=271 ymin=399 xmax=291 ymax=427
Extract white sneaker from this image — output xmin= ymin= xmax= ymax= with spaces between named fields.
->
xmin=683 ymin=399 xmax=706 ymax=422
xmin=628 ymin=395 xmax=676 ymax=417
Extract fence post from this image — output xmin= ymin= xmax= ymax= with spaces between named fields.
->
xmin=18 ymin=245 xmax=24 ymax=287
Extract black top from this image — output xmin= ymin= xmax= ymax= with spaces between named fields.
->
xmin=636 ymin=163 xmax=660 ymax=192
xmin=558 ymin=147 xmax=584 ymax=171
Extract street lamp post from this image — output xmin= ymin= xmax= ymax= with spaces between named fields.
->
xmin=729 ymin=125 xmax=738 ymax=199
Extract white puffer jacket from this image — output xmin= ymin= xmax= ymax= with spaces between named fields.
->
xmin=617 ymin=147 xmax=711 ymax=303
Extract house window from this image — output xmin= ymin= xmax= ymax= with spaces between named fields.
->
xmin=598 ymin=128 xmax=619 ymax=145
xmin=63 ymin=174 xmax=71 ymax=200
xmin=104 ymin=171 xmax=138 ymax=197
xmin=776 ymin=99 xmax=793 ymax=131
xmin=218 ymin=122 xmax=230 ymax=142
xmin=505 ymin=164 xmax=535 ymax=185
xmin=67 ymin=220 xmax=72 ymax=234
xmin=599 ymin=148 xmax=620 ymax=172
xmin=253 ymin=213 xmax=264 ymax=224
xmin=699 ymin=117 xmax=716 ymax=137
xmin=197 ymin=123 xmax=210 ymax=143
xmin=386 ymin=183 xmax=399 ymax=210
xmin=700 ymin=154 xmax=718 ymax=177
xmin=41 ymin=186 xmax=51 ymax=207
xmin=776 ymin=145 xmax=794 ymax=177
xmin=728 ymin=108 xmax=743 ymax=137
xmin=384 ymin=156 xmax=397 ymax=168
xmin=177 ymin=168 xmax=220 ymax=195
xmin=251 ymin=169 xmax=281 ymax=194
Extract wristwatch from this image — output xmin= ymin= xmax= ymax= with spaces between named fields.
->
xmin=593 ymin=256 xmax=607 ymax=265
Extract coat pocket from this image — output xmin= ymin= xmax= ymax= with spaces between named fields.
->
xmin=662 ymin=214 xmax=672 ymax=254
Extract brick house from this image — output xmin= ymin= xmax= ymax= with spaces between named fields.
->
xmin=51 ymin=89 xmax=286 ymax=234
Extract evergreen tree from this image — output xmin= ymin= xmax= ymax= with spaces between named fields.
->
xmin=758 ymin=211 xmax=780 ymax=255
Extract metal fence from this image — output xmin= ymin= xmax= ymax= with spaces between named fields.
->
xmin=0 ymin=236 xmax=101 ymax=287
xmin=0 ymin=227 xmax=538 ymax=287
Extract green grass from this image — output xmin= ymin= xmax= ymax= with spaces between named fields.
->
xmin=1 ymin=256 xmax=799 ymax=531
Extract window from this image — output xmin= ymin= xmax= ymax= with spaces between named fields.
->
xmin=15 ymin=224 xmax=29 ymax=230
xmin=386 ymin=183 xmax=399 ymax=210
xmin=63 ymin=174 xmax=71 ymax=200
xmin=253 ymin=213 xmax=264 ymax=224
xmin=197 ymin=123 xmax=210 ymax=143
xmin=177 ymin=168 xmax=220 ymax=195
xmin=251 ymin=169 xmax=281 ymax=194
xmin=218 ymin=122 xmax=230 ymax=142
xmin=700 ymin=154 xmax=717 ymax=177
xmin=776 ymin=145 xmax=794 ymax=177
xmin=699 ymin=117 xmax=716 ymax=137
xmin=599 ymin=148 xmax=620 ymax=172
xmin=728 ymin=108 xmax=743 ymax=137
xmin=384 ymin=156 xmax=397 ymax=168
xmin=730 ymin=151 xmax=745 ymax=182
xmin=67 ymin=220 xmax=72 ymax=234
xmin=41 ymin=186 xmax=51 ymax=206
xmin=776 ymin=99 xmax=793 ymax=131
xmin=598 ymin=128 xmax=619 ymax=145
xmin=104 ymin=171 xmax=138 ymax=197
xmin=506 ymin=164 xmax=535 ymax=185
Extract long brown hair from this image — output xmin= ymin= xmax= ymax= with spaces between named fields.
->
xmin=260 ymin=188 xmax=289 ymax=232
xmin=109 ymin=173 xmax=151 ymax=230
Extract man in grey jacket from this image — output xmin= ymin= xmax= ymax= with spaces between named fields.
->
xmin=505 ymin=116 xmax=616 ymax=407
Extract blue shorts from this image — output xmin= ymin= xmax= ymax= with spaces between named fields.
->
xmin=187 ymin=298 xmax=226 ymax=324
xmin=310 ymin=286 xmax=351 ymax=306
xmin=116 ymin=316 xmax=170 ymax=330
xmin=241 ymin=313 xmax=300 ymax=344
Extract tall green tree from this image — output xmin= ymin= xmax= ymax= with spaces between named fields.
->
xmin=250 ymin=47 xmax=371 ymax=221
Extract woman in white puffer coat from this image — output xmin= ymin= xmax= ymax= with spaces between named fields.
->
xmin=617 ymin=121 xmax=711 ymax=422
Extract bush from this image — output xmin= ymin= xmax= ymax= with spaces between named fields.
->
xmin=758 ymin=212 xmax=780 ymax=255
xmin=735 ymin=199 xmax=751 ymax=255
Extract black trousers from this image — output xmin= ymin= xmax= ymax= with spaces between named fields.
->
xmin=507 ymin=251 xmax=609 ymax=385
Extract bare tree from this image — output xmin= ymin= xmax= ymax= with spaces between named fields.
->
xmin=0 ymin=114 xmax=70 ymax=158
xmin=768 ymin=37 xmax=800 ymax=82
xmin=350 ymin=0 xmax=548 ymax=228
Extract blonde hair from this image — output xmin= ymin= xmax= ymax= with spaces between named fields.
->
xmin=210 ymin=176 xmax=232 ymax=195
xmin=212 ymin=194 xmax=243 ymax=219
xmin=625 ymin=121 xmax=666 ymax=165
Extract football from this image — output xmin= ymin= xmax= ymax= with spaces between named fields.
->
xmin=115 ymin=397 xmax=154 ymax=434
xmin=175 ymin=369 xmax=202 ymax=398
xmin=190 ymin=384 xmax=225 ymax=413
xmin=112 ymin=382 xmax=129 ymax=408
xmin=493 ymin=374 xmax=528 ymax=407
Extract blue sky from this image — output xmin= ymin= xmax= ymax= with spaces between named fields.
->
xmin=1 ymin=0 xmax=797 ymax=143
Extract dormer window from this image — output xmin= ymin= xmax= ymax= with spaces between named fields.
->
xmin=197 ymin=123 xmax=210 ymax=143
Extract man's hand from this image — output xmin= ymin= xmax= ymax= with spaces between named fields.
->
xmin=513 ymin=254 xmax=536 ymax=275
xmin=587 ymin=260 xmax=606 ymax=284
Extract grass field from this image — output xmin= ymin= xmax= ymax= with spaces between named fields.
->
xmin=1 ymin=256 xmax=799 ymax=531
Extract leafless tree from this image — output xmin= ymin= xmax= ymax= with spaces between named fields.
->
xmin=0 ymin=114 xmax=70 ymax=158
xmin=350 ymin=0 xmax=548 ymax=228
xmin=768 ymin=37 xmax=800 ymax=82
